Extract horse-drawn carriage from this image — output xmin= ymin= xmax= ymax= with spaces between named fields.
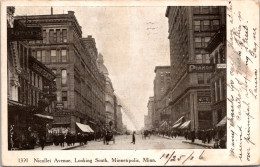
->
xmin=103 ymin=130 xmax=115 ymax=145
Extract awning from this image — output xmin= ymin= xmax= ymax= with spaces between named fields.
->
xmin=216 ymin=116 xmax=227 ymax=127
xmin=172 ymin=116 xmax=184 ymax=126
xmin=172 ymin=122 xmax=182 ymax=128
xmin=160 ymin=121 xmax=167 ymax=127
xmin=76 ymin=122 xmax=94 ymax=133
xmin=179 ymin=120 xmax=191 ymax=129
xmin=34 ymin=114 xmax=53 ymax=120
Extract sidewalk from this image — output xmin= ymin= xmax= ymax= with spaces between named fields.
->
xmin=158 ymin=134 xmax=214 ymax=148
xmin=33 ymin=143 xmax=83 ymax=150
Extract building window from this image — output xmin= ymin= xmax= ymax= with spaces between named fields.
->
xmin=195 ymin=37 xmax=202 ymax=48
xmin=49 ymin=29 xmax=54 ymax=43
xmin=205 ymin=37 xmax=211 ymax=46
xmin=219 ymin=78 xmax=223 ymax=100
xmin=222 ymin=76 xmax=226 ymax=99
xmin=62 ymin=91 xmax=67 ymax=101
xmin=195 ymin=54 xmax=203 ymax=63
xmin=193 ymin=7 xmax=200 ymax=14
xmin=212 ymin=7 xmax=219 ymax=14
xmin=61 ymin=69 xmax=67 ymax=86
xmin=219 ymin=46 xmax=226 ymax=63
xmin=205 ymin=73 xmax=211 ymax=84
xmin=197 ymin=73 xmax=204 ymax=84
xmin=51 ymin=50 xmax=57 ymax=63
xmin=212 ymin=20 xmax=220 ymax=30
xmin=194 ymin=20 xmax=201 ymax=32
xmin=204 ymin=54 xmax=210 ymax=64
xmin=56 ymin=29 xmax=61 ymax=43
xmin=214 ymin=51 xmax=219 ymax=64
xmin=61 ymin=49 xmax=67 ymax=62
xmin=201 ymin=7 xmax=210 ymax=14
xmin=53 ymin=30 xmax=57 ymax=43
xmin=36 ymin=50 xmax=41 ymax=61
xmin=52 ymin=69 xmax=57 ymax=82
xmin=203 ymin=20 xmax=210 ymax=31
xmin=62 ymin=29 xmax=67 ymax=43
xmin=43 ymin=30 xmax=46 ymax=43
xmin=215 ymin=81 xmax=218 ymax=102
xmin=42 ymin=50 xmax=46 ymax=63
xmin=32 ymin=50 xmax=36 ymax=58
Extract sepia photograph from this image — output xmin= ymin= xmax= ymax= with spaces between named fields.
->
xmin=2 ymin=0 xmax=259 ymax=166
xmin=7 ymin=5 xmax=227 ymax=151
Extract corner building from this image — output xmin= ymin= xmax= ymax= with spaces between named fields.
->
xmin=165 ymin=6 xmax=226 ymax=132
xmin=15 ymin=11 xmax=106 ymax=134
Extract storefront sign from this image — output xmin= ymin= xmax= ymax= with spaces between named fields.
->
xmin=198 ymin=96 xmax=211 ymax=104
xmin=216 ymin=64 xmax=227 ymax=69
xmin=188 ymin=64 xmax=214 ymax=73
xmin=8 ymin=27 xmax=42 ymax=41
xmin=56 ymin=103 xmax=64 ymax=109
xmin=31 ymin=62 xmax=55 ymax=81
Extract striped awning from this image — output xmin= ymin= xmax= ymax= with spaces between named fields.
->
xmin=179 ymin=120 xmax=191 ymax=129
xmin=76 ymin=122 xmax=94 ymax=133
xmin=216 ymin=116 xmax=227 ymax=127
xmin=172 ymin=122 xmax=182 ymax=128
xmin=34 ymin=114 xmax=53 ymax=120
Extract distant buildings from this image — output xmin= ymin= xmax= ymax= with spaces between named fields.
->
xmin=153 ymin=66 xmax=171 ymax=129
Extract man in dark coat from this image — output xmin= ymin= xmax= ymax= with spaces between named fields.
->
xmin=39 ymin=133 xmax=46 ymax=150
xmin=131 ymin=131 xmax=136 ymax=144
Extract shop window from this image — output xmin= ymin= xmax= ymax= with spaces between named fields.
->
xmin=203 ymin=20 xmax=210 ymax=31
xmin=212 ymin=20 xmax=220 ymax=30
xmin=194 ymin=20 xmax=201 ymax=32
xmin=61 ymin=69 xmax=67 ymax=86
xmin=51 ymin=50 xmax=57 ymax=63
xmin=49 ymin=29 xmax=54 ymax=43
xmin=195 ymin=37 xmax=202 ymax=48
xmin=61 ymin=49 xmax=67 ymax=62
xmin=196 ymin=54 xmax=203 ymax=63
xmin=197 ymin=73 xmax=204 ymax=84
xmin=62 ymin=91 xmax=67 ymax=101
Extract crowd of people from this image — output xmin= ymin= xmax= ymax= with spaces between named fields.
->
xmin=157 ymin=128 xmax=226 ymax=148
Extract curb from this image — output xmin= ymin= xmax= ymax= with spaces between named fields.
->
xmin=182 ymin=141 xmax=213 ymax=148
xmin=62 ymin=144 xmax=83 ymax=150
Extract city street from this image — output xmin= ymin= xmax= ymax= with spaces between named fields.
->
xmin=72 ymin=135 xmax=204 ymax=150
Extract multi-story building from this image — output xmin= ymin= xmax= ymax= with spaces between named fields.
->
xmin=15 ymin=11 xmax=106 ymax=134
xmin=153 ymin=66 xmax=171 ymax=128
xmin=97 ymin=53 xmax=116 ymax=128
xmin=116 ymin=105 xmax=123 ymax=133
xmin=147 ymin=97 xmax=155 ymax=129
xmin=8 ymin=7 xmax=56 ymax=149
xmin=165 ymin=6 xmax=226 ymax=132
xmin=206 ymin=27 xmax=226 ymax=128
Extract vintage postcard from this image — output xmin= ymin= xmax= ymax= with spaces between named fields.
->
xmin=1 ymin=0 xmax=260 ymax=166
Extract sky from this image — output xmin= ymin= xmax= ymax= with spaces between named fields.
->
xmin=15 ymin=6 xmax=170 ymax=131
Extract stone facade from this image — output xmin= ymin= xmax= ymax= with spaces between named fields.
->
xmin=15 ymin=11 xmax=106 ymax=134
xmin=165 ymin=6 xmax=226 ymax=132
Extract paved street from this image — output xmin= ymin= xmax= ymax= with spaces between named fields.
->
xmin=72 ymin=135 xmax=204 ymax=150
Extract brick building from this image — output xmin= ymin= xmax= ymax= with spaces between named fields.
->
xmin=15 ymin=11 xmax=106 ymax=134
xmin=8 ymin=7 xmax=56 ymax=149
xmin=153 ymin=66 xmax=171 ymax=128
xmin=165 ymin=6 xmax=226 ymax=132
xmin=147 ymin=97 xmax=155 ymax=129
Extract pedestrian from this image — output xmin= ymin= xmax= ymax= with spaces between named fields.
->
xmin=131 ymin=131 xmax=136 ymax=144
xmin=39 ymin=133 xmax=46 ymax=150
